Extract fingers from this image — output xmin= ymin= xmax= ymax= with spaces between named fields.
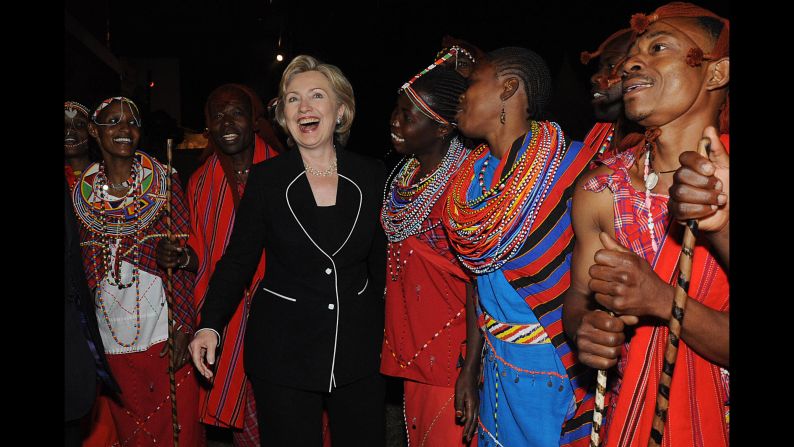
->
xmin=575 ymin=311 xmax=625 ymax=369
xmin=617 ymin=314 xmax=640 ymax=326
xmin=453 ymin=390 xmax=464 ymax=422
xmin=598 ymin=232 xmax=630 ymax=253
xmin=673 ymin=156 xmax=721 ymax=189
xmin=156 ymin=239 xmax=185 ymax=268
xmin=702 ymin=126 xmax=729 ymax=167
xmin=579 ymin=351 xmax=619 ymax=370
xmin=188 ymin=335 xmax=216 ymax=380
xmin=463 ymin=395 xmax=479 ymax=441
xmin=589 ymin=264 xmax=629 ymax=284
xmin=667 ymin=198 xmax=718 ymax=222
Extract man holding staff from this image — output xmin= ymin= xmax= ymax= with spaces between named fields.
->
xmin=562 ymin=3 xmax=730 ymax=446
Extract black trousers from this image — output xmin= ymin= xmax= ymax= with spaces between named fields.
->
xmin=64 ymin=419 xmax=84 ymax=447
xmin=250 ymin=373 xmax=386 ymax=446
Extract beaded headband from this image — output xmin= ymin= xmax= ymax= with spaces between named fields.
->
xmin=92 ymin=96 xmax=142 ymax=127
xmin=64 ymin=101 xmax=90 ymax=118
xmin=398 ymin=46 xmax=473 ymax=126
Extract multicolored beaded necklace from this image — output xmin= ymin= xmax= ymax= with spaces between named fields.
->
xmin=73 ymin=151 xmax=168 ymax=348
xmin=444 ymin=121 xmax=567 ymax=274
xmin=381 ymin=136 xmax=469 ymax=242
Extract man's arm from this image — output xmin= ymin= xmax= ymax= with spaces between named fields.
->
xmin=562 ymin=171 xmax=627 ymax=370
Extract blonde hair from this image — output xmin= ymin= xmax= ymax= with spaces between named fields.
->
xmin=275 ymin=55 xmax=355 ymax=147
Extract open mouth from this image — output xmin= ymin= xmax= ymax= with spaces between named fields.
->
xmin=65 ymin=137 xmax=86 ymax=149
xmin=113 ymin=137 xmax=133 ymax=144
xmin=298 ymin=117 xmax=320 ymax=132
xmin=390 ymin=132 xmax=405 ymax=144
xmin=222 ymin=132 xmax=240 ymax=143
xmin=623 ymin=81 xmax=653 ymax=95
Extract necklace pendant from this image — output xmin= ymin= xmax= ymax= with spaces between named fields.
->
xmin=645 ymin=171 xmax=659 ymax=190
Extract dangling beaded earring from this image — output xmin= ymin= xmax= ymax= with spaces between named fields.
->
xmin=500 ymin=101 xmax=506 ymax=124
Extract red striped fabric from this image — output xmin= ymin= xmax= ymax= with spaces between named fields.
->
xmin=187 ymin=136 xmax=277 ymax=429
xmin=588 ymin=136 xmax=730 ymax=447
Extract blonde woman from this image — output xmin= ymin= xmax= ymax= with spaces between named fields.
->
xmin=189 ymin=55 xmax=387 ymax=445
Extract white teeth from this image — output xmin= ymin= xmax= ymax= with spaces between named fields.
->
xmin=593 ymin=92 xmax=605 ymax=98
xmin=222 ymin=134 xmax=239 ymax=141
xmin=299 ymin=118 xmax=320 ymax=125
xmin=390 ymin=132 xmax=404 ymax=143
xmin=626 ymin=83 xmax=651 ymax=93
xmin=114 ymin=137 xmax=132 ymax=143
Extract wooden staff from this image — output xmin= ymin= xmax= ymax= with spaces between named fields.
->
xmin=647 ymin=137 xmax=711 ymax=447
xmin=590 ymin=340 xmax=611 ymax=447
xmin=164 ymin=138 xmax=180 ymax=446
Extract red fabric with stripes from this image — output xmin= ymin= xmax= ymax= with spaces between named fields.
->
xmin=187 ymin=135 xmax=276 ymax=429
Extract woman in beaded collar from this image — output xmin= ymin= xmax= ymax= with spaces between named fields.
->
xmin=381 ymin=61 xmax=481 ymax=445
xmin=445 ymin=48 xmax=601 ymax=446
xmin=73 ymin=96 xmax=204 ymax=446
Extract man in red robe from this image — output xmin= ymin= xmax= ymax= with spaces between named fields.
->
xmin=562 ymin=3 xmax=729 ymax=446
xmin=158 ymin=84 xmax=278 ymax=446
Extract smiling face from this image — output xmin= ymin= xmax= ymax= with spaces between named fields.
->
xmin=455 ymin=61 xmax=503 ymax=139
xmin=64 ymin=109 xmax=90 ymax=159
xmin=283 ymin=70 xmax=344 ymax=151
xmin=89 ymin=100 xmax=141 ymax=160
xmin=591 ymin=34 xmax=632 ymax=122
xmin=621 ymin=18 xmax=715 ymax=128
xmin=390 ymin=89 xmax=443 ymax=156
xmin=206 ymin=88 xmax=255 ymax=156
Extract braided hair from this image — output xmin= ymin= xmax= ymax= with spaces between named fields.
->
xmin=487 ymin=47 xmax=552 ymax=121
xmin=410 ymin=68 xmax=467 ymax=125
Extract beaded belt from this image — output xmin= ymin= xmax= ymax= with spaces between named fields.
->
xmin=479 ymin=312 xmax=550 ymax=345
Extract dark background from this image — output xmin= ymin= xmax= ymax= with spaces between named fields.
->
xmin=65 ymin=0 xmax=729 ymax=164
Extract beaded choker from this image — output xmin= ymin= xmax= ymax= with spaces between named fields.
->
xmin=381 ymin=136 xmax=470 ymax=242
xmin=444 ymin=121 xmax=567 ymax=274
xmin=73 ymin=151 xmax=168 ymax=236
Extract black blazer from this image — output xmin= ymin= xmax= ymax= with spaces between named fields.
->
xmin=200 ymin=148 xmax=386 ymax=392
xmin=65 ymin=181 xmax=119 ymax=422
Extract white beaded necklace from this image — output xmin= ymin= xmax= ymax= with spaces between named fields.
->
xmin=381 ymin=136 xmax=469 ymax=242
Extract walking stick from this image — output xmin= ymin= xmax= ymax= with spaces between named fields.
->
xmin=165 ymin=138 xmax=180 ymax=447
xmin=590 ymin=335 xmax=611 ymax=447
xmin=647 ymin=137 xmax=711 ymax=447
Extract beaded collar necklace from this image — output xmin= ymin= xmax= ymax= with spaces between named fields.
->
xmin=381 ymin=136 xmax=470 ymax=242
xmin=73 ymin=151 xmax=169 ymax=348
xmin=444 ymin=121 xmax=567 ymax=274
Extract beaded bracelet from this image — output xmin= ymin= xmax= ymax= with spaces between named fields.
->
xmin=178 ymin=249 xmax=191 ymax=269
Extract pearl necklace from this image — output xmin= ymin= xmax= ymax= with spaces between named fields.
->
xmin=303 ymin=158 xmax=338 ymax=176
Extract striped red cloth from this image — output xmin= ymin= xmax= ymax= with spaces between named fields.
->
xmin=584 ymin=136 xmax=730 ymax=447
xmin=187 ymin=135 xmax=276 ymax=430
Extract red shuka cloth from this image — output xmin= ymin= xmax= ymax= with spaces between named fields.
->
xmin=600 ymin=136 xmax=730 ymax=447
xmin=380 ymin=192 xmax=470 ymax=387
xmin=186 ymin=135 xmax=276 ymax=428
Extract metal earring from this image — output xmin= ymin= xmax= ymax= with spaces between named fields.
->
xmin=500 ymin=102 xmax=506 ymax=124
